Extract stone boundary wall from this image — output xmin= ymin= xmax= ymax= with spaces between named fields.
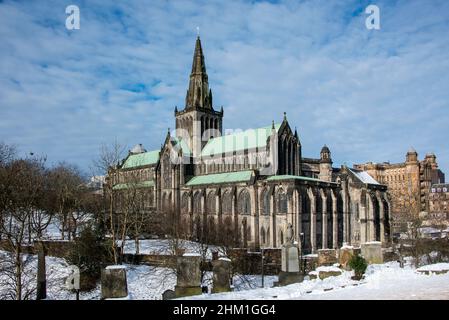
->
xmin=122 ymin=253 xmax=177 ymax=268
xmin=0 ymin=240 xmax=73 ymax=258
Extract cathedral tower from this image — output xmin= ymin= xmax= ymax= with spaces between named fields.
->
xmin=175 ymin=37 xmax=223 ymax=158
xmin=319 ymin=145 xmax=333 ymax=182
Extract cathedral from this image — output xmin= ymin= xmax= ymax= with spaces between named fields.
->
xmin=109 ymin=37 xmax=391 ymax=253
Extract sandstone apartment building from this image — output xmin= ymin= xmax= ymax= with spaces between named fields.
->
xmin=354 ymin=149 xmax=445 ymax=233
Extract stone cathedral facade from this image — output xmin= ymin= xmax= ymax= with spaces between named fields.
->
xmin=110 ymin=37 xmax=391 ymax=253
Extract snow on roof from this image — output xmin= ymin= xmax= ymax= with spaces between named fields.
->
xmin=349 ymin=169 xmax=380 ymax=185
xmin=130 ymin=143 xmax=146 ymax=154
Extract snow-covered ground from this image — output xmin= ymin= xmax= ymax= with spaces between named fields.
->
xmin=184 ymin=261 xmax=449 ymax=300
xmin=416 ymin=263 xmax=449 ymax=272
xmin=119 ymin=239 xmax=221 ymax=258
xmin=0 ymin=250 xmax=175 ymax=300
xmin=0 ymin=250 xmax=269 ymax=300
xmin=302 ymin=262 xmax=449 ymax=300
xmin=2 ymin=249 xmax=449 ymax=300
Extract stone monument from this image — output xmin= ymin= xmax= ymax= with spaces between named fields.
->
xmin=175 ymin=253 xmax=202 ymax=297
xmin=275 ymin=223 xmax=303 ymax=286
xmin=338 ymin=244 xmax=361 ymax=270
xmin=317 ymin=249 xmax=338 ymax=266
xmin=162 ymin=289 xmax=176 ymax=300
xmin=361 ymin=241 xmax=383 ymax=264
xmin=101 ymin=265 xmax=128 ymax=299
xmin=212 ymin=257 xmax=231 ymax=293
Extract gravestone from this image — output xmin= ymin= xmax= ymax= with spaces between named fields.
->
xmin=339 ymin=246 xmax=355 ymax=270
xmin=281 ymin=245 xmax=300 ymax=272
xmin=317 ymin=249 xmax=338 ymax=266
xmin=101 ymin=265 xmax=128 ymax=299
xmin=309 ymin=266 xmax=342 ymax=280
xmin=162 ymin=289 xmax=176 ymax=300
xmin=361 ymin=242 xmax=383 ymax=264
xmin=212 ymin=257 xmax=231 ymax=293
xmin=275 ymin=224 xmax=303 ymax=286
xmin=175 ymin=253 xmax=202 ymax=297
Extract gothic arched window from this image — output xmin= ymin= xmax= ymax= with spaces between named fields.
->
xmin=181 ymin=193 xmax=190 ymax=214
xmin=222 ymin=191 xmax=232 ymax=214
xmin=193 ymin=192 xmax=202 ymax=214
xmin=277 ymin=189 xmax=288 ymax=214
xmin=238 ymin=189 xmax=251 ymax=215
xmin=260 ymin=189 xmax=270 ymax=215
xmin=162 ymin=154 xmax=171 ymax=189
xmin=207 ymin=191 xmax=216 ymax=215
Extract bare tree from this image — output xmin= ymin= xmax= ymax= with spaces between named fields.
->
xmin=0 ymin=157 xmax=47 ymax=300
xmin=0 ymin=142 xmax=16 ymax=166
xmin=0 ymin=251 xmax=36 ymax=300
xmin=0 ymin=142 xmax=16 ymax=241
xmin=47 ymin=163 xmax=85 ymax=240
xmin=126 ymin=173 xmax=151 ymax=255
xmin=92 ymin=140 xmax=125 ymax=264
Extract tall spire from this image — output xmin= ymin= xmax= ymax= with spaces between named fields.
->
xmin=185 ymin=37 xmax=212 ymax=110
xmin=191 ymin=36 xmax=206 ymax=75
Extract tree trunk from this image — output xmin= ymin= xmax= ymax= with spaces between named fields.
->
xmin=135 ymin=237 xmax=140 ymax=255
xmin=109 ymin=192 xmax=118 ymax=265
xmin=27 ymin=216 xmax=32 ymax=244
xmin=15 ymin=248 xmax=22 ymax=300
xmin=67 ymin=216 xmax=72 ymax=241
xmin=72 ymin=215 xmax=77 ymax=240
xmin=60 ymin=209 xmax=66 ymax=240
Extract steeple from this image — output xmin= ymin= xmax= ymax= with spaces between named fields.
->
xmin=176 ymin=37 xmax=223 ymax=159
xmin=185 ymin=37 xmax=212 ymax=110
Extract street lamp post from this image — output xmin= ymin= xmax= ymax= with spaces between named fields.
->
xmin=261 ymin=247 xmax=265 ymax=288
xmin=300 ymin=232 xmax=304 ymax=275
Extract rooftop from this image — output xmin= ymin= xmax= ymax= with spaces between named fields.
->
xmin=349 ymin=168 xmax=380 ymax=185
xmin=201 ymin=123 xmax=281 ymax=157
xmin=122 ymin=150 xmax=160 ymax=169
xmin=186 ymin=170 xmax=254 ymax=186
xmin=112 ymin=180 xmax=155 ymax=190
xmin=266 ymin=175 xmax=336 ymax=184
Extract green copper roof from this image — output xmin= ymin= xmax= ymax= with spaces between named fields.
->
xmin=267 ymin=175 xmax=335 ymax=183
xmin=122 ymin=150 xmax=160 ymax=169
xmin=113 ymin=180 xmax=155 ymax=190
xmin=201 ymin=123 xmax=281 ymax=157
xmin=186 ymin=170 xmax=254 ymax=186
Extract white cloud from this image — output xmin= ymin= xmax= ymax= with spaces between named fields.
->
xmin=0 ymin=0 xmax=448 ymax=175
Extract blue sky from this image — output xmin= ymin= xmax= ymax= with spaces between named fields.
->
xmin=0 ymin=0 xmax=448 ymax=176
